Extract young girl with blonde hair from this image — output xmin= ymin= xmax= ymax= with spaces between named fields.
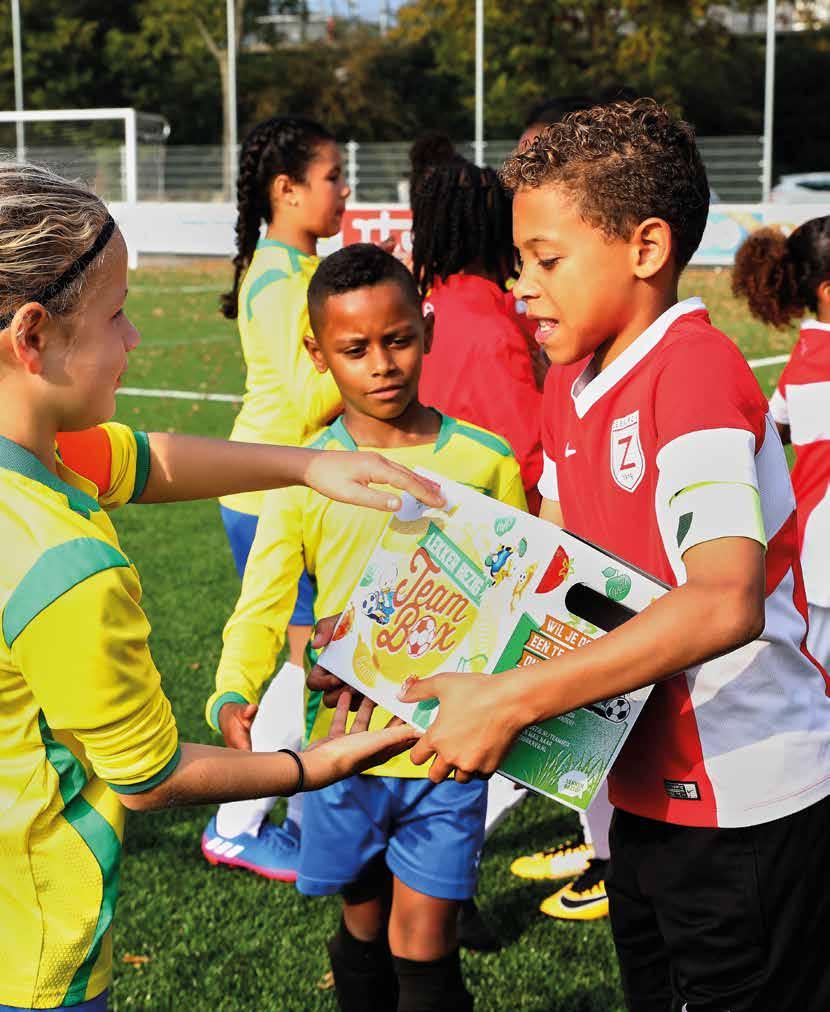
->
xmin=0 ymin=162 xmax=434 ymax=1011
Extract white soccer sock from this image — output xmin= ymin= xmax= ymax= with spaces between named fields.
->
xmin=578 ymin=780 xmax=612 ymax=861
xmin=484 ymin=773 xmax=527 ymax=836
xmin=215 ymin=662 xmax=306 ymax=839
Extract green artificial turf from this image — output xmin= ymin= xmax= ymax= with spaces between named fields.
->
xmin=106 ymin=263 xmax=798 ymax=1011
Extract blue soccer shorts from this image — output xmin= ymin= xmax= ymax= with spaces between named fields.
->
xmin=297 ymin=774 xmax=487 ymax=901
xmin=220 ymin=503 xmax=315 ymax=626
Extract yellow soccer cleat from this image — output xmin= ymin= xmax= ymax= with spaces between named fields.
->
xmin=510 ymin=841 xmax=595 ymax=881
xmin=540 ymin=859 xmax=609 ymax=921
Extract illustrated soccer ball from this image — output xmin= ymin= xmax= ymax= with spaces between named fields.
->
xmin=407 ymin=616 xmax=437 ymax=658
xmin=602 ymin=696 xmax=631 ymax=723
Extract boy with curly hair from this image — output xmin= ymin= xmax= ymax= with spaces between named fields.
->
xmin=388 ymin=100 xmax=830 ymax=1010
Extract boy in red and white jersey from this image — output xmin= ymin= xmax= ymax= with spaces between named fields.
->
xmin=387 ymin=102 xmax=830 ymax=1010
xmin=733 ymin=215 xmax=830 ymax=667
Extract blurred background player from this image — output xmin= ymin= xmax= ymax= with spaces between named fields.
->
xmin=733 ymin=215 xmax=830 ymax=666
xmin=208 ymin=244 xmax=526 ymax=1011
xmin=204 ymin=116 xmax=350 ymax=879
xmin=411 ymin=140 xmax=545 ymax=514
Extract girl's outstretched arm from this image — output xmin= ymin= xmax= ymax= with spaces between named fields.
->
xmin=137 ymin=433 xmax=444 ymax=511
xmin=120 ymin=694 xmax=420 ymax=812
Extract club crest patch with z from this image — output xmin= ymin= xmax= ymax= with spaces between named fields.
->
xmin=610 ymin=410 xmax=645 ymax=492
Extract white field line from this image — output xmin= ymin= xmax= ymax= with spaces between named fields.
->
xmin=116 ymin=352 xmax=789 ymax=405
xmin=118 ymin=386 xmax=242 ymax=403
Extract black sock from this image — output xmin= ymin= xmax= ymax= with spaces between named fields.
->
xmin=393 ymin=949 xmax=474 ymax=1012
xmin=327 ymin=918 xmax=398 ymax=1012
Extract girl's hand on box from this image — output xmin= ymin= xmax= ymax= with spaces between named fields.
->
xmin=303 ymin=451 xmax=444 ymax=514
xmin=301 ymin=692 xmax=421 ymax=790
xmin=398 ymin=672 xmax=527 ymax=783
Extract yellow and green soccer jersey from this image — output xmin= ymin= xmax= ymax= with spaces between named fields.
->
xmin=208 ymin=413 xmax=527 ymax=778
xmin=221 ymin=238 xmax=342 ymax=516
xmin=0 ymin=424 xmax=180 ymax=1009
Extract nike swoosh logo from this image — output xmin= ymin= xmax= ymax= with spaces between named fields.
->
xmin=559 ymin=893 xmax=605 ymax=910
xmin=564 ymin=444 xmax=577 ymax=457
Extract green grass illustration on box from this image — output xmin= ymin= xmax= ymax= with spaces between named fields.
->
xmin=321 ymin=470 xmax=668 ymax=812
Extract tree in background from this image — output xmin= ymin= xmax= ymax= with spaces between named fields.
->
xmin=0 ymin=0 xmax=826 ymax=176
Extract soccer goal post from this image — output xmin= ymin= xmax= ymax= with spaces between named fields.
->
xmin=0 ymin=108 xmax=170 ymax=204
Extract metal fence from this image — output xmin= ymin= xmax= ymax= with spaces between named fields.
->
xmin=0 ymin=136 xmax=764 ymax=203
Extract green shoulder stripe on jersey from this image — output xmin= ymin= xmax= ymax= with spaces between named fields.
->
xmin=245 ymin=268 xmax=290 ymax=321
xmin=308 ymin=424 xmax=343 ymax=451
xmin=256 ymin=237 xmax=308 ymax=272
xmin=209 ymin=691 xmax=249 ymax=733
xmin=107 ymin=745 xmax=182 ymax=794
xmin=3 ymin=538 xmax=130 ymax=648
xmin=433 ymin=415 xmax=511 ymax=457
xmin=328 ymin=417 xmax=358 ymax=451
xmin=38 ymin=712 xmax=122 ymax=1006
xmin=130 ymin=430 xmax=151 ymax=502
xmin=0 ymin=434 xmax=100 ymax=518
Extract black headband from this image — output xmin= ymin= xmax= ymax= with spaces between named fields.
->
xmin=0 ymin=214 xmax=117 ymax=329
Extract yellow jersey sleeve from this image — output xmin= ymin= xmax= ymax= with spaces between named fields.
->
xmin=249 ymin=271 xmax=341 ymax=444
xmin=99 ymin=423 xmax=150 ymax=508
xmin=6 ymin=540 xmax=179 ymax=793
xmin=207 ymin=484 xmax=307 ymax=730
xmin=494 ymin=454 xmax=528 ymax=512
xmin=55 ymin=423 xmax=150 ymax=509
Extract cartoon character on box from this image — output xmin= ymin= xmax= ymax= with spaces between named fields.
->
xmin=485 ymin=544 xmax=514 ymax=586
xmin=510 ymin=562 xmax=538 ymax=612
xmin=361 ymin=568 xmax=398 ymax=626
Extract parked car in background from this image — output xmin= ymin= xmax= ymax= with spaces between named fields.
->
xmin=771 ymin=173 xmax=830 ymax=203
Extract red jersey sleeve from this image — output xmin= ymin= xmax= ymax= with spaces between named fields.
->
xmin=653 ymin=329 xmax=770 ymax=553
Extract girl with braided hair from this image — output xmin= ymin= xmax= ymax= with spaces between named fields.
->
xmin=733 ymin=215 xmax=830 ymax=665
xmin=412 ymin=150 xmax=546 ymax=515
xmin=206 ymin=116 xmax=350 ymax=880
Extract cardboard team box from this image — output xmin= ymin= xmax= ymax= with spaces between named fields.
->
xmin=321 ymin=472 xmax=668 ymax=811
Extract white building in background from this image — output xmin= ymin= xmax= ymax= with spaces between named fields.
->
xmin=713 ymin=2 xmax=830 ymax=33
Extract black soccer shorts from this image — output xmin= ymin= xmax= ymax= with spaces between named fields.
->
xmin=607 ymin=795 xmax=830 ymax=1012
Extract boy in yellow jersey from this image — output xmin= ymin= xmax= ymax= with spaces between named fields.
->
xmin=207 ymin=245 xmax=525 ymax=1012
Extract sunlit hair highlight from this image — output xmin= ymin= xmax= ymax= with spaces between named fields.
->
xmin=500 ymin=99 xmax=710 ymax=271
xmin=0 ymin=161 xmax=112 ymax=328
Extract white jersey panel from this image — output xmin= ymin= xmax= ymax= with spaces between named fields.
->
xmin=690 ymin=567 xmax=830 ymax=826
xmin=538 ymin=451 xmax=559 ymax=501
xmin=785 ymin=381 xmax=830 ymax=446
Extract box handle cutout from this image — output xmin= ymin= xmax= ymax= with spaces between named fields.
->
xmin=564 ymin=583 xmax=637 ymax=633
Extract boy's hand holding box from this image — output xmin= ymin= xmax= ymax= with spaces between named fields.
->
xmin=321 ymin=471 xmax=667 ymax=811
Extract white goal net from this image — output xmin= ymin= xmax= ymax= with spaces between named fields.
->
xmin=0 ymin=108 xmax=170 ymax=203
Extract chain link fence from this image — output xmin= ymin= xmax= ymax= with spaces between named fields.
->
xmin=1 ymin=137 xmax=765 ymax=203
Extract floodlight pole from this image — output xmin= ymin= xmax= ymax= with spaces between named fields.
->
xmin=227 ymin=0 xmax=239 ymax=196
xmin=474 ymin=0 xmax=484 ymax=167
xmin=761 ymin=0 xmax=776 ymax=202
xmin=11 ymin=0 xmax=25 ymax=161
